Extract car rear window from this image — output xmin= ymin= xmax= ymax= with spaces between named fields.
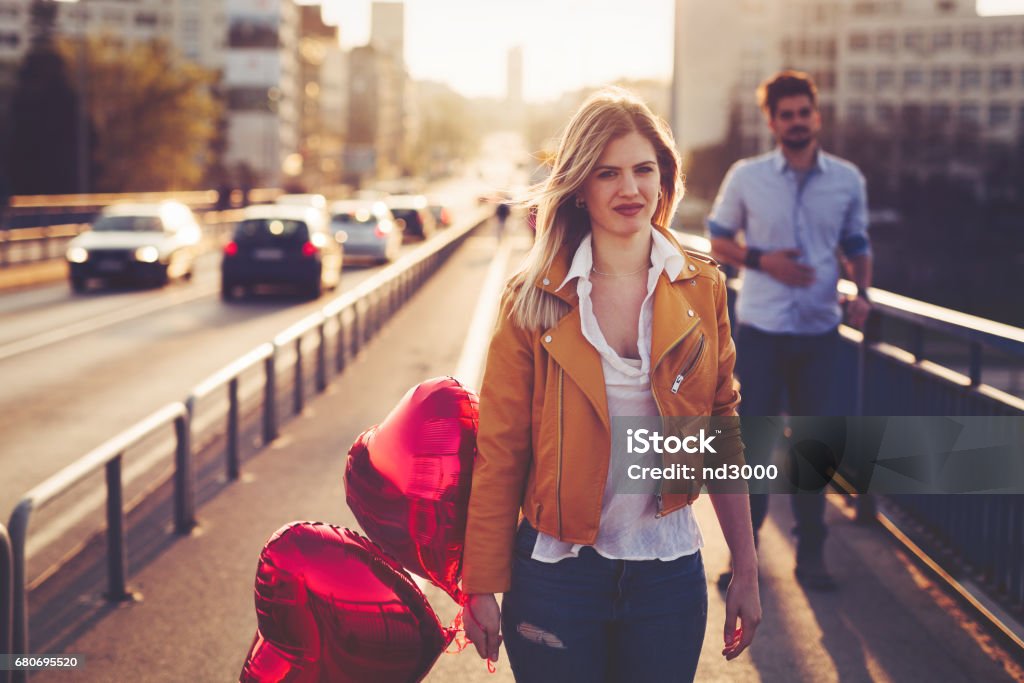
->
xmin=234 ymin=219 xmax=309 ymax=243
xmin=93 ymin=215 xmax=164 ymax=232
xmin=390 ymin=209 xmax=422 ymax=226
xmin=331 ymin=211 xmax=375 ymax=225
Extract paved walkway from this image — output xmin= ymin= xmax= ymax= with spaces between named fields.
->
xmin=30 ymin=231 xmax=1022 ymax=682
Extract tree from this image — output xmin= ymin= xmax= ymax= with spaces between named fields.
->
xmin=59 ymin=36 xmax=222 ymax=192
xmin=8 ymin=0 xmax=81 ymax=194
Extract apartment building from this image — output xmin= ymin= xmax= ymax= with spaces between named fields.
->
xmin=674 ymin=0 xmax=1024 ymax=169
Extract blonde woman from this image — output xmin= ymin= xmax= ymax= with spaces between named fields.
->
xmin=462 ymin=87 xmax=761 ymax=682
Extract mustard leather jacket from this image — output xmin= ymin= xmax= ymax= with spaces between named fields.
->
xmin=462 ymin=225 xmax=744 ymax=594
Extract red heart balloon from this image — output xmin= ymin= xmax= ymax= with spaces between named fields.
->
xmin=344 ymin=377 xmax=479 ymax=603
xmin=239 ymin=522 xmax=454 ymax=683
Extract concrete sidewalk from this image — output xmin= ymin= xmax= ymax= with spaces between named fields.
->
xmin=0 ymin=259 xmax=65 ymax=292
xmin=35 ymin=231 xmax=1020 ymax=682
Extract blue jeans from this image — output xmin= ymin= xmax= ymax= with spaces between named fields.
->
xmin=735 ymin=324 xmax=841 ymax=557
xmin=501 ymin=521 xmax=708 ymax=683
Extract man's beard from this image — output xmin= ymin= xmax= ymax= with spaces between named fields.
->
xmin=781 ymin=132 xmax=814 ymax=150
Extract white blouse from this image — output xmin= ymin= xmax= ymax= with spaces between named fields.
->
xmin=530 ymin=230 xmax=704 ymax=563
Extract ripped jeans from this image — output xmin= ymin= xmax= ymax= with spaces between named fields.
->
xmin=502 ymin=520 xmax=707 ymax=683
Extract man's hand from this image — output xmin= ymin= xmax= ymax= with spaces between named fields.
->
xmin=721 ymin=570 xmax=762 ymax=660
xmin=845 ymin=295 xmax=871 ymax=330
xmin=760 ymin=249 xmax=815 ymax=287
xmin=463 ymin=593 xmax=502 ymax=662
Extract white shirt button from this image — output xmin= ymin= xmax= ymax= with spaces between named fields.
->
xmin=687 ymin=309 xmax=695 ymax=317
xmin=544 ymin=335 xmax=552 ymax=343
xmin=542 ymin=278 xmax=551 ymax=286
xmin=688 ymin=265 xmax=696 ymax=272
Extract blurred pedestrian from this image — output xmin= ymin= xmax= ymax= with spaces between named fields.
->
xmin=707 ymin=70 xmax=873 ymax=592
xmin=0 ymin=170 xmax=10 ymax=229
xmin=495 ymin=200 xmax=511 ymax=241
xmin=462 ymin=87 xmax=761 ymax=681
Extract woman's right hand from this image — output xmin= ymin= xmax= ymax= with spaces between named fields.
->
xmin=463 ymin=593 xmax=502 ymax=662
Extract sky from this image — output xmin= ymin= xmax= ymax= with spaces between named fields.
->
xmin=318 ymin=0 xmax=676 ymax=103
xmin=311 ymin=1 xmax=1024 ymax=103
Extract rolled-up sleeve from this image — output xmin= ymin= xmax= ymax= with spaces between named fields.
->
xmin=462 ymin=290 xmax=535 ymax=594
xmin=839 ymin=170 xmax=871 ymax=258
xmin=706 ymin=162 xmax=746 ymax=240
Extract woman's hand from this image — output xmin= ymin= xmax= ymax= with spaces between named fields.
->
xmin=463 ymin=593 xmax=502 ymax=662
xmin=721 ymin=569 xmax=762 ymax=660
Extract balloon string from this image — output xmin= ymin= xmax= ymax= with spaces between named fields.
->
xmin=445 ymin=606 xmax=498 ymax=674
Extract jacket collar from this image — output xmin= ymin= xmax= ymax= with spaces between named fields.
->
xmin=536 ymin=224 xmax=699 ymax=303
xmin=536 ymin=224 xmax=705 ymax=432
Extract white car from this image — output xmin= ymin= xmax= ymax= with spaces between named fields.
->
xmin=65 ymin=202 xmax=202 ymax=292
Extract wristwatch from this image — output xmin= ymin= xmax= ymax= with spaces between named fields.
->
xmin=744 ymin=247 xmax=763 ymax=270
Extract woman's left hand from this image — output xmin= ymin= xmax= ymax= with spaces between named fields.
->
xmin=721 ymin=569 xmax=762 ymax=660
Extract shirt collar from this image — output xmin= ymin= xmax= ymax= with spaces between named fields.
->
xmin=771 ymin=147 xmax=829 ymax=174
xmin=555 ymin=228 xmax=685 ymax=292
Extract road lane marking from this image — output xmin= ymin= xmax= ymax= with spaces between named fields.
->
xmin=0 ymin=283 xmax=218 ymax=362
xmin=453 ymin=235 xmax=513 ymax=391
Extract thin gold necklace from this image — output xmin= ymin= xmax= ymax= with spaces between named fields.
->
xmin=591 ymin=262 xmax=649 ymax=277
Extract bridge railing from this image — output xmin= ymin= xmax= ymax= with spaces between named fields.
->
xmin=0 ymin=189 xmax=283 ymax=267
xmin=676 ymin=230 xmax=1024 ymax=642
xmin=4 ymin=208 xmax=491 ymax=675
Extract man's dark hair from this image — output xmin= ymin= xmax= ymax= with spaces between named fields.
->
xmin=757 ymin=70 xmax=818 ymax=117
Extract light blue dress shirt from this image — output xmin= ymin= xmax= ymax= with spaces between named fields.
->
xmin=706 ymin=148 xmax=871 ymax=335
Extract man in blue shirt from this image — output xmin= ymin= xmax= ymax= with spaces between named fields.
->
xmin=707 ymin=71 xmax=873 ymax=591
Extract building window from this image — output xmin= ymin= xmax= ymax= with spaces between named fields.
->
xmin=848 ymin=69 xmax=868 ymax=91
xmin=876 ymin=69 xmax=895 ymax=90
xmin=989 ymin=103 xmax=1011 ymax=126
xmin=876 ymin=103 xmax=896 ymax=123
xmin=904 ymin=69 xmax=924 ymax=88
xmin=958 ymin=103 xmax=981 ymax=125
xmin=991 ymin=66 xmax=1013 ymax=91
xmin=0 ymin=4 xmax=19 ymax=19
xmin=848 ymin=104 xmax=867 ymax=123
xmin=935 ymin=0 xmax=956 ymax=12
xmin=993 ymin=28 xmax=1013 ymax=50
xmin=849 ymin=33 xmax=870 ymax=51
xmin=959 ymin=68 xmax=981 ymax=91
xmin=904 ymin=31 xmax=925 ymax=51
xmin=962 ymin=30 xmax=983 ymax=52
xmin=928 ymin=103 xmax=950 ymax=124
xmin=901 ymin=104 xmax=923 ymax=127
xmin=135 ymin=12 xmax=158 ymax=27
xmin=932 ymin=30 xmax=953 ymax=50
xmin=853 ymin=1 xmax=878 ymax=14
xmin=877 ymin=32 xmax=896 ymax=52
xmin=0 ymin=32 xmax=19 ymax=48
xmin=930 ymin=68 xmax=952 ymax=89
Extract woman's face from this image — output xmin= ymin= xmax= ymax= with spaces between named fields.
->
xmin=578 ymin=131 xmax=661 ymax=240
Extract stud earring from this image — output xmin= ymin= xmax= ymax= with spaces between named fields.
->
xmin=575 ymin=196 xmax=586 ymax=209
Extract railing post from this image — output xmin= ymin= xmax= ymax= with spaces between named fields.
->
xmin=350 ymin=305 xmax=362 ymax=358
xmin=334 ymin=311 xmax=347 ymax=374
xmin=9 ymin=502 xmax=30 ymax=682
xmin=174 ymin=411 xmax=196 ymax=534
xmin=968 ymin=342 xmax=983 ymax=387
xmin=1 ymin=523 xmax=12 ymax=683
xmin=227 ymin=378 xmax=240 ymax=480
xmin=316 ymin=323 xmax=327 ymax=392
xmin=104 ymin=456 xmax=132 ymax=601
xmin=263 ymin=349 xmax=278 ymax=444
xmin=293 ymin=336 xmax=304 ymax=415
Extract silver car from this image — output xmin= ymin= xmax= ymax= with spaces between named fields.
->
xmin=328 ymin=200 xmax=402 ymax=264
xmin=65 ymin=202 xmax=202 ymax=292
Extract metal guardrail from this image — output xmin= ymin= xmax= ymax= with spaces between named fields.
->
xmin=0 ymin=188 xmax=282 ymax=267
xmin=1 ymin=523 xmax=11 ymax=683
xmin=676 ymin=230 xmax=1024 ymax=644
xmin=4 ymin=207 xmax=490 ymax=672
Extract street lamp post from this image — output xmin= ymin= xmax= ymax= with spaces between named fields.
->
xmin=54 ymin=0 xmax=88 ymax=195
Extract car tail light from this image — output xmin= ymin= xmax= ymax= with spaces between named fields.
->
xmin=224 ymin=241 xmax=238 ymax=256
xmin=375 ymin=220 xmax=393 ymax=238
xmin=301 ymin=241 xmax=318 ymax=258
xmin=441 ymin=208 xmax=451 ymax=225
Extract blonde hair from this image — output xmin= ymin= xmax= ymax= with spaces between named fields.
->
xmin=509 ymin=87 xmax=683 ymax=331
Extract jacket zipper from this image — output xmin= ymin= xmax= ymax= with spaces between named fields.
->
xmin=671 ymin=333 xmax=706 ymax=394
xmin=650 ymin=318 xmax=701 ymax=517
xmin=556 ymin=366 xmax=564 ymax=539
